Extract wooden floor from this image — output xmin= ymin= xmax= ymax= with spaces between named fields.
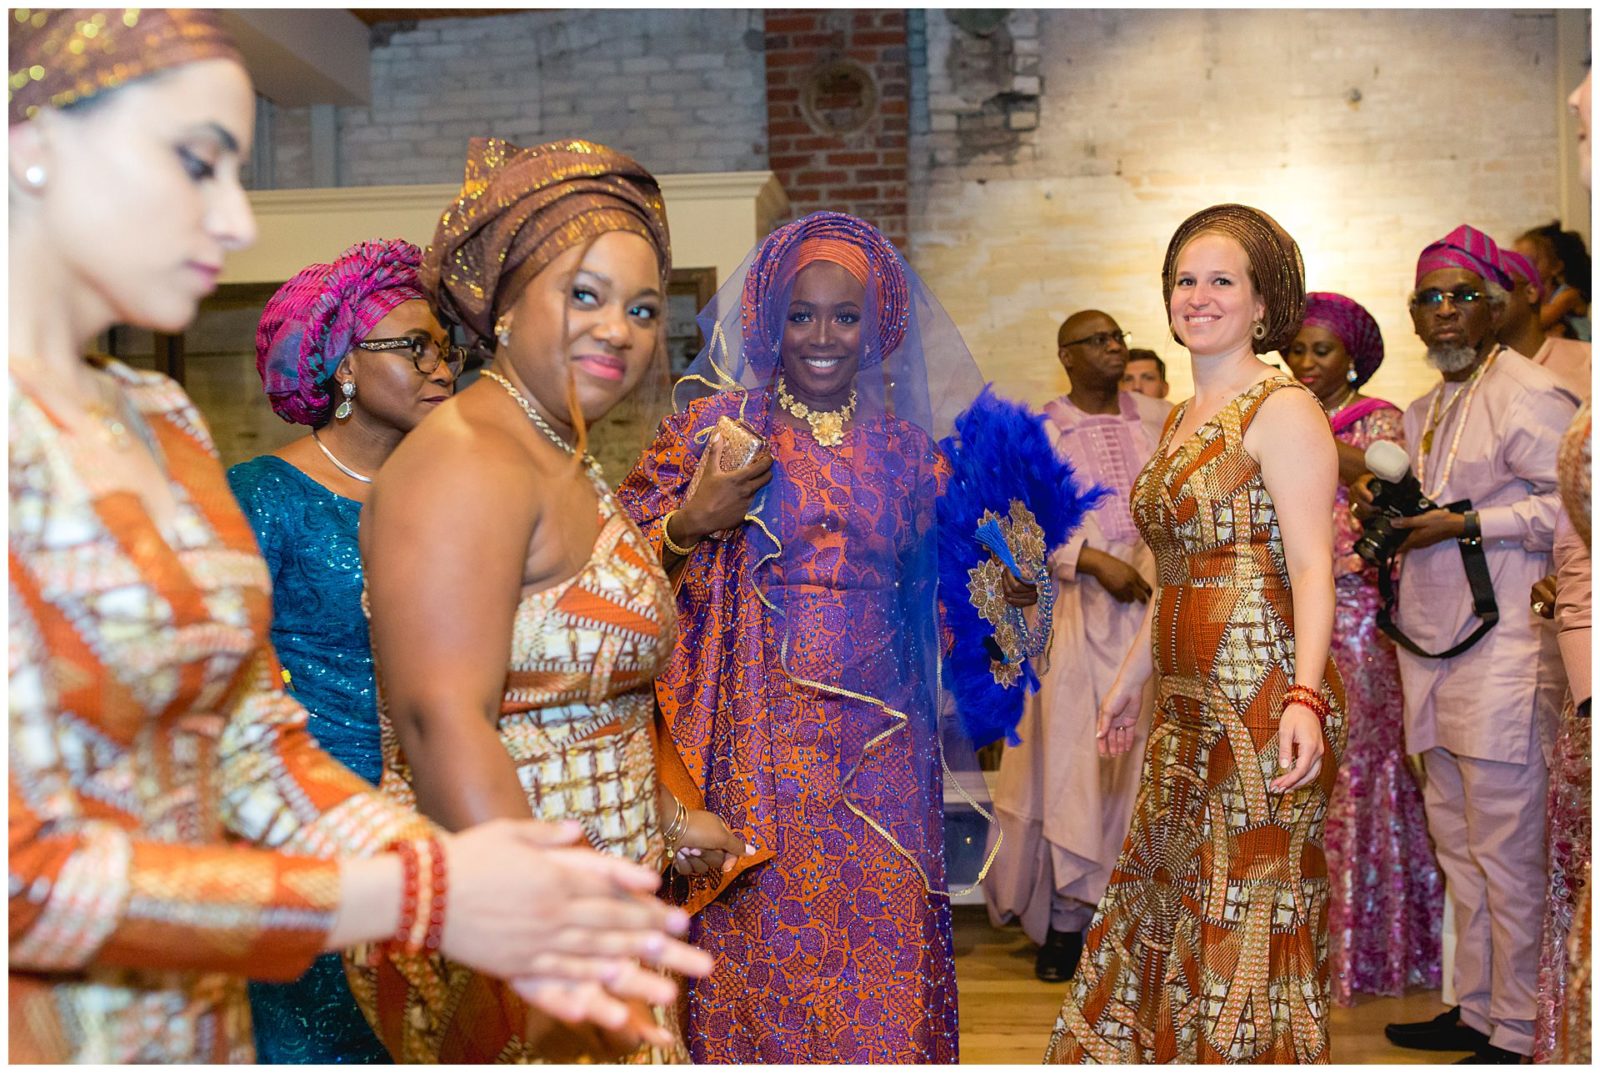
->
xmin=953 ymin=906 xmax=1470 ymax=1064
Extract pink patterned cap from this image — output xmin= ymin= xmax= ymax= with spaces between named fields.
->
xmin=1415 ymin=224 xmax=1513 ymax=290
xmin=256 ymin=239 xmax=427 ymax=425
xmin=1497 ymin=248 xmax=1544 ymax=301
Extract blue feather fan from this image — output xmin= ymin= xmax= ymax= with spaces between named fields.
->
xmin=937 ymin=385 xmax=1108 ymax=748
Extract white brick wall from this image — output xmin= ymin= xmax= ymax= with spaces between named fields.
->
xmin=270 ymin=9 xmax=767 ymax=188
xmin=910 ymin=9 xmax=1568 ymax=413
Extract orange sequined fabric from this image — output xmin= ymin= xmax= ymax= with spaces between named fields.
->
xmin=8 ymin=8 xmax=241 ymax=123
xmin=1045 ymin=378 xmax=1347 ymax=1064
xmin=8 ymin=361 xmax=428 ymax=1063
xmin=347 ymin=478 xmax=681 ymax=1063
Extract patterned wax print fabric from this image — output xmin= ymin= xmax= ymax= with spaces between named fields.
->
xmin=1324 ymin=401 xmax=1443 ymax=1004
xmin=616 ymin=386 xmax=960 ymax=1063
xmin=227 ymin=455 xmax=391 ymax=1063
xmin=8 ymin=360 xmax=430 ymax=1063
xmin=345 ymin=467 xmax=684 ymax=1064
xmin=1045 ymin=377 xmax=1347 ymax=1064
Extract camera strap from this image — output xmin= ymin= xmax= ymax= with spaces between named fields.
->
xmin=1376 ymin=498 xmax=1499 ymax=659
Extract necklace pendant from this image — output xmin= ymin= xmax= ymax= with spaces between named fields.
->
xmin=812 ymin=412 xmax=845 ymax=447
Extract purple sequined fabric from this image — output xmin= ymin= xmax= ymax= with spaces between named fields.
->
xmin=1324 ymin=405 xmax=1445 ymax=1004
xmin=1535 ymin=697 xmax=1592 ymax=1060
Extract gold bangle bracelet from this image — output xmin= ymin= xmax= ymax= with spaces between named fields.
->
xmin=661 ymin=511 xmax=699 ymax=557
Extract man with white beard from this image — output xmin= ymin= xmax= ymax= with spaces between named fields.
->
xmin=1359 ymin=225 xmax=1578 ymax=1063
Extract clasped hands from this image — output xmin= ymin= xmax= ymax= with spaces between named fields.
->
xmin=438 ymin=818 xmax=711 ymax=1052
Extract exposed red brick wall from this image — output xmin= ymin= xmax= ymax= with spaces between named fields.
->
xmin=765 ymin=9 xmax=909 ymax=247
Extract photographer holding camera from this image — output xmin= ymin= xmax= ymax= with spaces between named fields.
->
xmin=1354 ymin=226 xmax=1578 ymax=1063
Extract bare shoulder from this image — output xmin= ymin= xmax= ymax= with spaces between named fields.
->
xmin=368 ymin=387 xmax=542 ymax=529
xmin=1248 ymin=381 xmax=1335 ymax=456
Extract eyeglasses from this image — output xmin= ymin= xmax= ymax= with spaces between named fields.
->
xmin=1409 ymin=288 xmax=1486 ymax=310
xmin=355 ymin=335 xmax=466 ymax=377
xmin=1060 ymin=329 xmax=1130 ymax=350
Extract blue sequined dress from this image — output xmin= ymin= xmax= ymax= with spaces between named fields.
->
xmin=227 ymin=455 xmax=391 ymax=1064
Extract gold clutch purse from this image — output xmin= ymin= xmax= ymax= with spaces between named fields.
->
xmin=683 ymin=416 xmax=768 ymax=538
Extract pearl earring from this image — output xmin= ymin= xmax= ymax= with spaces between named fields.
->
xmin=23 ymin=164 xmax=45 ymax=188
xmin=334 ymin=380 xmax=355 ymax=420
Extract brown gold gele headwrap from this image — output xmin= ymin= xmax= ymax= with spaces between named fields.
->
xmin=1161 ymin=203 xmax=1305 ymax=355
xmin=9 ymin=8 xmax=241 ymax=125
xmin=422 ymin=137 xmax=671 ymax=353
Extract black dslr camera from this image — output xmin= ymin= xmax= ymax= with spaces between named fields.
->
xmin=1354 ymin=440 xmax=1438 ymax=568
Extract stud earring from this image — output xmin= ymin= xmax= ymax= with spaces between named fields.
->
xmin=23 ymin=164 xmax=45 ymax=188
xmin=1346 ymin=367 xmax=1359 ymax=384
xmin=334 ymin=380 xmax=355 ymax=420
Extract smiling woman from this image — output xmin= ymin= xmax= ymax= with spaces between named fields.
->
xmin=226 ymin=239 xmax=457 ymax=1063
xmin=348 ymin=137 xmax=746 ymax=1063
xmin=1046 ymin=204 xmax=1346 ymax=1064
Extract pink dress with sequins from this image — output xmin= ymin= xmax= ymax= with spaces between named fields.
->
xmin=1324 ymin=400 xmax=1444 ymax=1005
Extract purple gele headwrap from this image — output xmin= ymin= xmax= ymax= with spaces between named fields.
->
xmin=740 ymin=211 xmax=909 ymax=374
xmin=1498 ymin=248 xmax=1544 ymax=301
xmin=1302 ymin=291 xmax=1385 ymax=388
xmin=255 ymin=239 xmax=427 ymax=426
xmin=1415 ymin=224 xmax=1512 ymax=290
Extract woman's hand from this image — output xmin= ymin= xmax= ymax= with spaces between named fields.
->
xmin=1095 ymin=672 xmax=1147 ymax=757
xmin=439 ymin=819 xmax=712 ymax=1022
xmin=675 ymin=432 xmax=773 ymax=540
xmin=1270 ymin=705 xmax=1326 ymax=793
xmin=1000 ymin=569 xmax=1039 ymax=607
xmin=670 ymin=809 xmax=756 ymax=877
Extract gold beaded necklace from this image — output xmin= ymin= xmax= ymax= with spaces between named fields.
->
xmin=776 ymin=375 xmax=857 ymax=447
xmin=1417 ymin=347 xmax=1499 ymax=500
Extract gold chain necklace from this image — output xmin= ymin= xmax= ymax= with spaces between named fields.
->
xmin=1418 ymin=347 xmax=1498 ymax=500
xmin=776 ymin=376 xmax=857 ymax=447
xmin=481 ymin=370 xmax=602 ymax=476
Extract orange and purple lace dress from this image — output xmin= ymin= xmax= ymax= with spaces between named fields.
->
xmin=1045 ymin=377 xmax=1347 ymax=1064
xmin=617 ymin=387 xmax=959 ymax=1064
xmin=8 ymin=361 xmax=429 ymax=1063
xmin=346 ymin=468 xmax=684 ymax=1063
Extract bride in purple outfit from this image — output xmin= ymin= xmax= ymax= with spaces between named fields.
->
xmin=1283 ymin=291 xmax=1445 ymax=1004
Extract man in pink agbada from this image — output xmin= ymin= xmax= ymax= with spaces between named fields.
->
xmin=983 ymin=310 xmax=1170 ymax=982
xmin=1363 ymin=226 xmax=1579 ymax=1063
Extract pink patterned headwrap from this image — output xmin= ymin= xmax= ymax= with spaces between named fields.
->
xmin=1498 ymin=248 xmax=1544 ymax=301
xmin=1416 ymin=224 xmax=1512 ymax=290
xmin=1302 ymin=292 xmax=1385 ymax=388
xmin=256 ymin=239 xmax=427 ymax=426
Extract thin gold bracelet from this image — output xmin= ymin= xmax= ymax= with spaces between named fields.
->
xmin=661 ymin=510 xmax=700 ymax=557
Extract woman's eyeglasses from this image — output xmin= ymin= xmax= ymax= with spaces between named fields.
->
xmin=355 ymin=335 xmax=466 ymax=377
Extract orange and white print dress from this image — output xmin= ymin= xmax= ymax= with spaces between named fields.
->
xmin=1045 ymin=377 xmax=1347 ymax=1064
xmin=348 ymin=472 xmax=684 ymax=1063
xmin=8 ymin=361 xmax=429 ymax=1063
